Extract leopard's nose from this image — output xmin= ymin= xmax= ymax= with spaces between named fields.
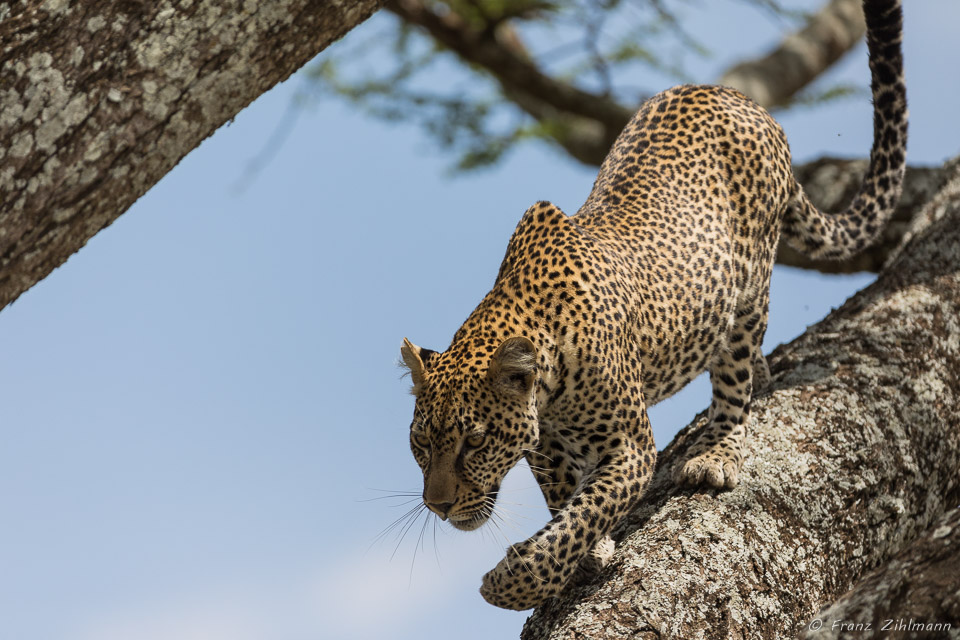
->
xmin=424 ymin=500 xmax=455 ymax=520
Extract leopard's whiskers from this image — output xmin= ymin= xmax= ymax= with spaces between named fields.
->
xmin=496 ymin=484 xmax=556 ymax=494
xmin=409 ymin=502 xmax=435 ymax=586
xmin=484 ymin=496 xmax=536 ymax=535
xmin=432 ymin=510 xmax=443 ymax=570
xmin=359 ymin=488 xmax=423 ymax=506
xmin=521 ymin=447 xmax=557 ymax=465
xmin=392 ymin=504 xmax=430 ymax=562
xmin=485 ymin=500 xmax=538 ymax=521
xmin=523 ymin=467 xmax=554 ymax=482
xmin=371 ymin=502 xmax=422 ymax=546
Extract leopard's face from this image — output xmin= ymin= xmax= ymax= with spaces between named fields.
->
xmin=401 ymin=337 xmax=540 ymax=531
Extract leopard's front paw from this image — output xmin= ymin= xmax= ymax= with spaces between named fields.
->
xmin=674 ymin=449 xmax=741 ymax=489
xmin=479 ymin=541 xmax=562 ymax=610
xmin=753 ymin=354 xmax=771 ymax=392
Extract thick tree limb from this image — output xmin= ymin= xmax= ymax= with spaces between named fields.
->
xmin=720 ymin=0 xmax=866 ymax=108
xmin=0 ymin=0 xmax=383 ymax=312
xmin=522 ymin=156 xmax=960 ymax=639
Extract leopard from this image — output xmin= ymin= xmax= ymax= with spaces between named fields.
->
xmin=398 ymin=0 xmax=906 ymax=611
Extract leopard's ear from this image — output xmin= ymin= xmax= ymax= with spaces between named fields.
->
xmin=400 ymin=338 xmax=429 ymax=395
xmin=487 ymin=337 xmax=537 ymax=397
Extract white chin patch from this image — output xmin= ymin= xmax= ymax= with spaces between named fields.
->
xmin=449 ymin=512 xmax=487 ymax=531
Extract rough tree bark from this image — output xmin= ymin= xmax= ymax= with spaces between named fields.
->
xmin=0 ymin=0 xmax=383 ymax=313
xmin=521 ymin=157 xmax=960 ymax=639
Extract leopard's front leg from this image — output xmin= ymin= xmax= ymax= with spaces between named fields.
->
xmin=524 ymin=433 xmax=615 ymax=583
xmin=481 ymin=426 xmax=653 ymax=610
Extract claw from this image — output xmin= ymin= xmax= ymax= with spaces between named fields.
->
xmin=675 ymin=453 xmax=741 ymax=489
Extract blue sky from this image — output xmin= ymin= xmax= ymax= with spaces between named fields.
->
xmin=1 ymin=2 xmax=957 ymax=639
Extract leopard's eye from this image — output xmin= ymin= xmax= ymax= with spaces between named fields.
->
xmin=411 ymin=432 xmax=430 ymax=449
xmin=465 ymin=433 xmax=486 ymax=449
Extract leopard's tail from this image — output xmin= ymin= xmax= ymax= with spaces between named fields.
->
xmin=782 ymin=0 xmax=907 ymax=260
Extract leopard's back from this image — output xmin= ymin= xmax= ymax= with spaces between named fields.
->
xmin=572 ymin=84 xmax=793 ymax=403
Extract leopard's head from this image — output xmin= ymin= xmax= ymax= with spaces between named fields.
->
xmin=399 ymin=336 xmax=540 ymax=531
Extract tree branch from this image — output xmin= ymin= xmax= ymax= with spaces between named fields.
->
xmin=384 ymin=0 xmax=633 ymax=164
xmin=720 ymin=0 xmax=866 ymax=108
xmin=0 ymin=0 xmax=383 ymax=313
xmin=522 ymin=155 xmax=960 ymax=639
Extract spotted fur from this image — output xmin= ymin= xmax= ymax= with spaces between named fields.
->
xmin=400 ymin=0 xmax=906 ymax=611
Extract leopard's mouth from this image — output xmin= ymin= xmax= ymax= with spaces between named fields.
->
xmin=447 ymin=488 xmax=500 ymax=531
xmin=448 ymin=510 xmax=489 ymax=531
